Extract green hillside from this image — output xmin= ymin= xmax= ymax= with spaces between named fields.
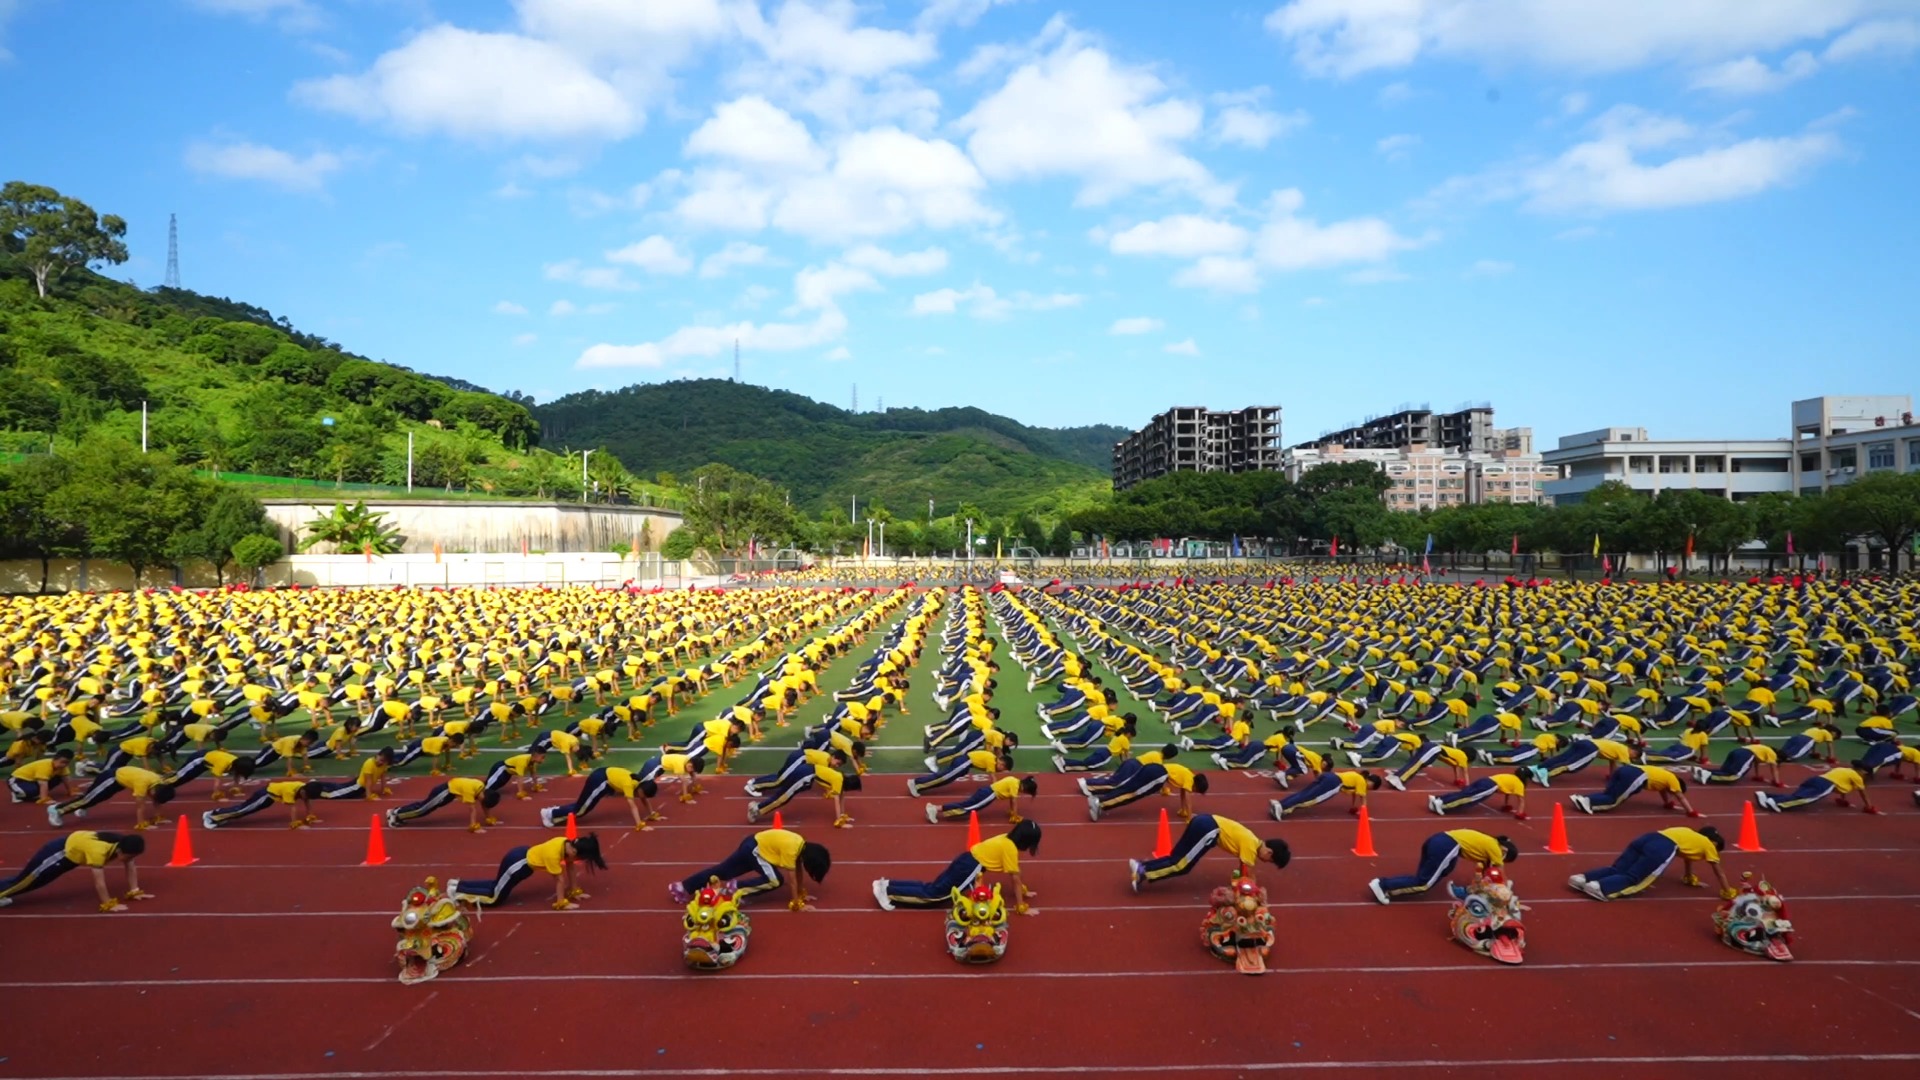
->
xmin=0 ymin=255 xmax=677 ymax=505
xmin=535 ymin=379 xmax=1125 ymax=517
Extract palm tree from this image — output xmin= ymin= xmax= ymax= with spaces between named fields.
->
xmin=299 ymin=500 xmax=404 ymax=554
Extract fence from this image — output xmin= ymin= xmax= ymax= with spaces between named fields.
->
xmin=0 ymin=553 xmax=706 ymax=595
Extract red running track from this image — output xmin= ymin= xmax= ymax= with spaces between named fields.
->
xmin=6 ymin=771 xmax=1920 ymax=1079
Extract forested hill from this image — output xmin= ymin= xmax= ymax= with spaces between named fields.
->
xmin=536 ymin=379 xmax=1128 ymax=516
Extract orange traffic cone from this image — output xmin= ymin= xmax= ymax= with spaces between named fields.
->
xmin=772 ymin=810 xmax=785 ymax=830
xmin=1735 ymin=800 xmax=1766 ymax=852
xmin=1545 ymin=803 xmax=1572 ymax=854
xmin=565 ymin=813 xmax=579 ymax=841
xmin=167 ymin=815 xmax=198 ymax=867
xmin=1350 ymin=806 xmax=1378 ymax=857
xmin=966 ymin=810 xmax=982 ymax=847
xmin=1152 ymin=808 xmax=1173 ymax=858
xmin=361 ymin=813 xmax=389 ymax=866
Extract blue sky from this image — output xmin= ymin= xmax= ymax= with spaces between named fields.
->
xmin=5 ymin=1 xmax=1918 ymax=446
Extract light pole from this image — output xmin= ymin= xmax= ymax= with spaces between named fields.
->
xmin=406 ymin=431 xmax=414 ymax=491
xmin=928 ymin=498 xmax=934 ymax=523
xmin=965 ymin=518 xmax=974 ymax=566
xmin=581 ymin=450 xmax=593 ymax=502
xmin=878 ymin=520 xmax=886 ymax=560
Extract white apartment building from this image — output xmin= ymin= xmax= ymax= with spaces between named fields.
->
xmin=1789 ymin=395 xmax=1918 ymax=494
xmin=1284 ymin=444 xmax=1554 ymax=511
xmin=1542 ymin=427 xmax=1793 ymax=504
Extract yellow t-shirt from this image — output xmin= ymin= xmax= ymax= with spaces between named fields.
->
xmin=1162 ymin=762 xmax=1197 ymax=791
xmin=989 ymin=775 xmax=1022 ymax=800
xmin=13 ymin=758 xmax=60 ymax=783
xmin=1337 ymin=772 xmax=1369 ymax=796
xmin=448 ymin=777 xmax=486 ymax=802
xmin=755 ymin=829 xmax=805 ymax=870
xmin=970 ymin=834 xmax=1020 ymax=873
xmin=63 ymin=831 xmax=120 ymax=867
xmin=1489 ymin=774 xmax=1526 ymax=796
xmin=1660 ymin=827 xmax=1721 ymax=864
xmin=1213 ymin=816 xmax=1263 ymax=866
xmin=525 ymin=836 xmax=570 ymax=875
xmin=1640 ymin=765 xmax=1683 ymax=793
xmin=1824 ymin=767 xmax=1865 ymax=794
xmin=267 ymin=779 xmax=308 ymax=803
xmin=114 ymin=767 xmax=165 ymax=797
xmin=203 ymin=750 xmax=239 ymax=777
xmin=1447 ymin=829 xmax=1507 ymax=867
xmin=605 ymin=768 xmax=643 ymax=797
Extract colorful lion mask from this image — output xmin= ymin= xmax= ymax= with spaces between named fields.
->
xmin=1713 ymin=873 xmax=1793 ymax=961
xmin=392 ymin=878 xmax=473 ymax=985
xmin=683 ymin=877 xmax=751 ymax=970
xmin=1448 ymin=868 xmax=1527 ymax=965
xmin=1201 ymin=876 xmax=1275 ymax=975
xmin=945 ymin=881 xmax=1009 ymax=964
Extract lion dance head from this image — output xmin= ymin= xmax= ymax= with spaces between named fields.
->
xmin=1448 ymin=868 xmax=1527 ymax=965
xmin=1713 ymin=873 xmax=1793 ymax=961
xmin=392 ymin=877 xmax=473 ymax=985
xmin=683 ymin=877 xmax=751 ymax=970
xmin=1201 ymin=876 xmax=1275 ymax=975
xmin=945 ymin=881 xmax=1008 ymax=964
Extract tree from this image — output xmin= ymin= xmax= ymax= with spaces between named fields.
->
xmin=0 ymin=454 xmax=79 ymax=593
xmin=43 ymin=440 xmax=212 ymax=585
xmin=299 ymin=500 xmax=403 ymax=554
xmin=169 ymin=487 xmax=271 ymax=584
xmin=0 ymin=182 xmax=130 ymax=298
xmin=231 ymin=534 xmax=285 ymax=585
xmin=682 ymin=463 xmax=797 ymax=555
xmin=1828 ymin=472 xmax=1920 ymax=563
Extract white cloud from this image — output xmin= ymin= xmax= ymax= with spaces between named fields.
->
xmin=188 ymin=0 xmax=321 ymax=32
xmin=1516 ymin=106 xmax=1843 ymax=212
xmin=1164 ymin=338 xmax=1200 ymax=356
xmin=1824 ymin=18 xmax=1920 ymax=61
xmin=909 ymin=284 xmax=1082 ymax=318
xmin=917 ymin=0 xmax=1018 ymax=31
xmin=1467 ymin=259 xmax=1514 ymax=276
xmin=736 ymin=284 xmax=777 ymax=309
xmin=1265 ymin=0 xmax=1890 ymax=77
xmin=544 ymin=260 xmax=641 ymax=291
xmin=956 ymin=31 xmax=1224 ymax=205
xmin=183 ymin=139 xmax=344 ymax=193
xmin=493 ymin=300 xmax=529 ymax=315
xmin=1689 ymin=50 xmax=1820 ymax=94
xmin=293 ymin=25 xmax=637 ymax=141
xmin=793 ymin=263 xmax=880 ymax=311
xmin=731 ymin=0 xmax=935 ymax=80
xmin=699 ymin=242 xmax=772 ymax=278
xmin=1172 ymin=256 xmax=1262 ymax=293
xmin=1555 ymin=225 xmax=1600 ymax=241
xmin=685 ymin=95 xmax=827 ymax=170
xmin=1345 ymin=266 xmax=1410 ymax=284
xmin=842 ymin=244 xmax=948 ymax=276
xmin=824 ymin=344 xmax=853 ymax=361
xmin=512 ymin=332 xmax=538 ymax=346
xmin=1109 ymin=316 xmax=1164 ymax=335
xmin=513 ymin=0 xmax=729 ymax=61
xmin=1377 ymin=80 xmax=1416 ymax=104
xmin=1106 ymin=215 xmax=1250 ymax=258
xmin=1376 ymin=133 xmax=1420 ymax=162
xmin=1253 ymin=188 xmax=1422 ymax=270
xmin=1302 ymin=296 xmax=1329 ymax=307
xmin=494 ymin=181 xmax=533 ymax=199
xmin=668 ymin=105 xmax=997 ymax=242
xmin=605 ymin=235 xmax=692 ymax=275
xmin=1561 ymin=91 xmax=1592 ymax=116
xmin=1210 ymin=97 xmax=1310 ymax=149
xmin=549 ymin=299 xmax=577 ymax=316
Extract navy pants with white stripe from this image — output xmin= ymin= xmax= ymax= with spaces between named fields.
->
xmin=390 ymin=782 xmax=460 ymax=823
xmin=1085 ymin=759 xmax=1145 ymax=793
xmin=912 ymin=755 xmax=973 ymax=793
xmin=1701 ymin=747 xmax=1759 ymax=783
xmin=450 ymin=846 xmax=536 ymax=906
xmin=1538 ymin=740 xmax=1601 ymax=777
xmin=0 ymin=838 xmax=78 ymax=901
xmin=679 ymin=836 xmax=784 ymax=901
xmin=1771 ymin=775 xmax=1839 ymax=810
xmin=881 ymin=852 xmax=984 ymax=907
xmin=52 ymin=774 xmax=128 ymax=815
xmin=1093 ymin=763 xmax=1169 ymax=812
xmin=938 ymin=785 xmax=998 ymax=818
xmin=544 ymin=767 xmax=618 ymax=823
xmin=1276 ymin=772 xmax=1343 ymax=813
xmin=755 ymin=771 xmax=820 ymax=814
xmin=748 ymin=750 xmax=808 ymax=793
xmin=1060 ymin=747 xmax=1116 ymax=771
xmin=1580 ymin=832 xmax=1678 ymax=898
xmin=206 ymin=786 xmax=280 ymax=826
xmin=1376 ymin=833 xmax=1462 ymax=899
xmin=1137 ymin=814 xmax=1223 ymax=884
xmin=1585 ymin=765 xmax=1649 ymax=811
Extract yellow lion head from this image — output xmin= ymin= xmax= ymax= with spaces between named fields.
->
xmin=684 ymin=877 xmax=751 ymax=970
xmin=945 ymin=881 xmax=1008 ymax=964
xmin=393 ymin=877 xmax=472 ymax=985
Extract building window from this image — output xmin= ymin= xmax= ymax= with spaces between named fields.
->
xmin=1909 ymin=439 xmax=1920 ymax=467
xmin=1831 ymin=448 xmax=1856 ymax=470
xmin=1868 ymin=442 xmax=1895 ymax=470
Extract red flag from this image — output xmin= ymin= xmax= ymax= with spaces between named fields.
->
xmin=1602 ymin=554 xmax=1612 ymax=575
xmin=1685 ymin=532 xmax=1695 ymax=558
xmin=1330 ymin=536 xmax=1339 ymax=558
xmin=1510 ymin=533 xmax=1519 ymax=556
xmin=1785 ymin=531 xmax=1795 ymax=555
xmin=1421 ymin=554 xmax=1431 ymax=576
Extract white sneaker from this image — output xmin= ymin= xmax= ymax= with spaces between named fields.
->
xmin=1274 ymin=770 xmax=1290 ymax=789
xmin=385 ymin=808 xmax=400 ymax=828
xmin=906 ymin=779 xmax=919 ymax=798
xmin=1052 ymin=754 xmax=1067 ymax=772
xmin=1129 ymin=858 xmax=1145 ymax=893
xmin=1077 ymin=778 xmax=1091 ymax=796
xmin=1269 ymin=799 xmax=1285 ymax=821
xmin=539 ymin=808 xmax=554 ymax=828
xmin=46 ymin=806 xmax=62 ymax=827
xmin=1346 ymin=751 xmax=1363 ymax=767
xmin=1571 ymin=794 xmax=1593 ymax=814
xmin=1579 ymin=880 xmax=1609 ymax=901
xmin=201 ymin=810 xmax=217 ymax=830
xmin=1210 ymin=753 xmax=1228 ymax=770
xmin=1568 ymin=873 xmax=1588 ymax=887
xmin=1369 ymin=879 xmax=1390 ymax=905
xmin=1756 ymin=793 xmax=1779 ymax=812
xmin=746 ymin=802 xmax=761 ymax=824
xmin=925 ymin=803 xmax=938 ymax=824
xmin=924 ymin=756 xmax=939 ymax=773
xmin=1384 ymin=772 xmax=1406 ymax=792
xmin=872 ymin=879 xmax=895 ymax=911
xmin=1087 ymin=793 xmax=1102 ymax=821
xmin=1428 ymin=796 xmax=1443 ymax=815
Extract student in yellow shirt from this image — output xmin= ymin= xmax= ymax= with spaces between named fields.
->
xmin=7 ymin=748 xmax=75 ymax=804
xmin=386 ymin=776 xmax=504 ymax=832
xmin=1756 ymin=764 xmax=1881 ymax=814
xmin=1432 ymin=769 xmax=1543 ymax=820
xmin=163 ymin=747 xmax=257 ymax=800
xmin=1695 ymin=743 xmax=1784 ymax=787
xmin=320 ymin=747 xmax=396 ymax=801
xmin=539 ymin=765 xmax=663 ymax=832
xmin=1569 ymin=763 xmax=1701 ymax=817
xmin=1089 ymin=759 xmax=1208 ymax=821
xmin=482 ymin=748 xmax=548 ymax=800
xmin=203 ymin=779 xmax=329 ymax=830
xmin=1368 ymin=829 xmax=1519 ymax=904
xmin=747 ymin=747 xmax=860 ymax=828
xmin=874 ymin=821 xmax=1042 ymax=913
xmin=393 ymin=732 xmax=464 ymax=774
xmin=47 ymin=766 xmax=177 ymax=830
xmin=0 ymin=830 xmax=151 ymax=911
xmin=928 ymin=775 xmax=1036 ymax=825
xmin=1269 ymin=769 xmax=1381 ymax=820
xmin=671 ymin=828 xmax=833 ymax=911
xmin=1570 ymin=826 xmax=1732 ymax=901
xmin=449 ymin=834 xmax=605 ymax=910
xmin=1129 ymin=814 xmax=1290 ymax=892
